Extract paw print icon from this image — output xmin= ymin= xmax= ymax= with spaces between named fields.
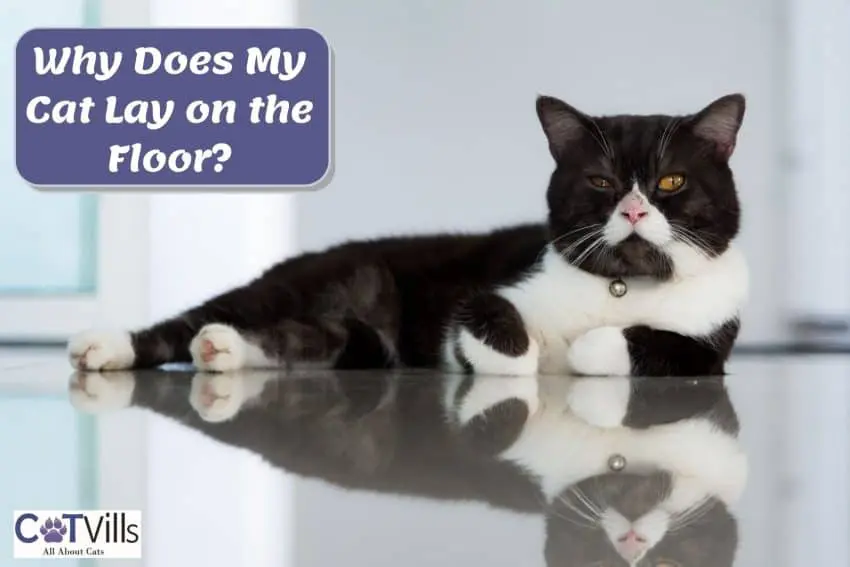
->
xmin=40 ymin=518 xmax=68 ymax=543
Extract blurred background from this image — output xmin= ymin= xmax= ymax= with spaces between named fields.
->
xmin=2 ymin=0 xmax=849 ymax=565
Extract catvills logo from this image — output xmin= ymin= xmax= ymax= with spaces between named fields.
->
xmin=13 ymin=510 xmax=142 ymax=559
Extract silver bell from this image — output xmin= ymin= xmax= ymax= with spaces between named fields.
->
xmin=607 ymin=454 xmax=627 ymax=472
xmin=609 ymin=279 xmax=628 ymax=298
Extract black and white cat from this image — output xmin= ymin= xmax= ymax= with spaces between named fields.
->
xmin=445 ymin=372 xmax=746 ymax=566
xmin=70 ymin=367 xmax=746 ymax=566
xmin=68 ymin=93 xmax=749 ymax=376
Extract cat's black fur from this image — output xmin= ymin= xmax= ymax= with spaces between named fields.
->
xmin=132 ymin=227 xmax=547 ymax=368
xmin=120 ymin=93 xmax=746 ymax=376
xmin=81 ymin=368 xmax=741 ymax=566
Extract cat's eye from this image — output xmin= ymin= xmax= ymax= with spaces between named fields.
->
xmin=588 ymin=176 xmax=613 ymax=189
xmin=657 ymin=174 xmax=686 ymax=192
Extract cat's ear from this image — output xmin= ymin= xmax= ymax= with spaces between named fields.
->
xmin=536 ymin=95 xmax=589 ymax=161
xmin=691 ymin=93 xmax=746 ymax=159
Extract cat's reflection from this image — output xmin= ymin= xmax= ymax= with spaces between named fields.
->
xmin=447 ymin=372 xmax=744 ymax=566
xmin=69 ymin=369 xmax=745 ymax=566
xmin=546 ymin=471 xmax=737 ymax=567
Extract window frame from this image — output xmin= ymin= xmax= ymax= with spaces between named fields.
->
xmin=0 ymin=195 xmax=150 ymax=342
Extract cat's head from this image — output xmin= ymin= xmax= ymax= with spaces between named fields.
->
xmin=544 ymin=472 xmax=738 ymax=567
xmin=536 ymin=94 xmax=745 ymax=279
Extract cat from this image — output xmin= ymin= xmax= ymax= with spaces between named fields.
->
xmin=68 ymin=93 xmax=749 ymax=377
xmin=447 ymin=371 xmax=745 ymax=566
xmin=69 ymin=367 xmax=745 ymax=566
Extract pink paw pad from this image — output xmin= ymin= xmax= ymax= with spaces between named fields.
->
xmin=197 ymin=380 xmax=229 ymax=407
xmin=200 ymin=339 xmax=227 ymax=363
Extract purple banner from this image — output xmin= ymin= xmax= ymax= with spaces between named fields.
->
xmin=16 ymin=28 xmax=332 ymax=189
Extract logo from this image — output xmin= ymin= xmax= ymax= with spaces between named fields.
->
xmin=13 ymin=510 xmax=142 ymax=559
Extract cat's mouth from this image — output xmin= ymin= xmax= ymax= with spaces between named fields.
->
xmin=617 ymin=233 xmax=662 ymax=255
xmin=606 ymin=219 xmax=675 ymax=249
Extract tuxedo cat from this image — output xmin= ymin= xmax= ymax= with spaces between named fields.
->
xmin=68 ymin=93 xmax=748 ymax=377
xmin=70 ymin=368 xmax=745 ymax=566
xmin=446 ymin=373 xmax=745 ymax=566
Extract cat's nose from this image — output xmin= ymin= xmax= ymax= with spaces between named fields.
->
xmin=620 ymin=203 xmax=648 ymax=225
xmin=616 ymin=530 xmax=648 ymax=562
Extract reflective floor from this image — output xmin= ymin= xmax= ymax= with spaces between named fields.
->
xmin=1 ymin=353 xmax=849 ymax=566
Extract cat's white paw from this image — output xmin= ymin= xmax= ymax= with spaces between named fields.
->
xmin=189 ymin=372 xmax=249 ymax=422
xmin=457 ymin=329 xmax=540 ymax=376
xmin=69 ymin=371 xmax=136 ymax=413
xmin=566 ymin=377 xmax=631 ymax=428
xmin=190 ymin=324 xmax=247 ymax=372
xmin=454 ymin=375 xmax=540 ymax=425
xmin=567 ymin=326 xmax=631 ymax=376
xmin=68 ymin=330 xmax=135 ymax=370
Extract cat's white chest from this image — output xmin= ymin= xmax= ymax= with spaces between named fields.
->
xmin=497 ymin=244 xmax=748 ymax=372
xmin=500 ymin=408 xmax=748 ymax=507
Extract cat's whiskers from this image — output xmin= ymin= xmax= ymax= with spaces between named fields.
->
xmin=669 ymin=224 xmax=713 ymax=259
xmin=673 ymin=497 xmax=709 ymax=521
xmin=656 ymin=120 xmax=673 ymax=161
xmin=540 ymin=224 xmax=602 ymax=263
xmin=571 ymin=486 xmax=604 ymax=518
xmin=670 ymin=230 xmax=704 ymax=257
xmin=658 ymin=473 xmax=673 ymax=502
xmin=586 ymin=119 xmax=614 ymax=159
xmin=552 ymin=224 xmax=603 ymax=243
xmin=669 ymin=497 xmax=716 ymax=532
xmin=670 ymin=222 xmax=714 ymax=244
xmin=560 ymin=232 xmax=603 ymax=260
xmin=551 ymin=225 xmax=603 ymax=250
xmin=592 ymin=243 xmax=615 ymax=273
xmin=656 ymin=118 xmax=682 ymax=162
xmin=684 ymin=228 xmax=720 ymax=252
xmin=554 ymin=228 xmax=605 ymax=262
xmin=570 ymin=235 xmax=608 ymax=268
xmin=556 ymin=493 xmax=601 ymax=526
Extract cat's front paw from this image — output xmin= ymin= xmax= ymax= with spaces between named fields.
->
xmin=68 ymin=330 xmax=135 ymax=370
xmin=190 ymin=324 xmax=247 ymax=372
xmin=69 ymin=371 xmax=135 ymax=413
xmin=450 ymin=374 xmax=540 ymax=425
xmin=567 ymin=327 xmax=631 ymax=376
xmin=455 ymin=329 xmax=540 ymax=376
xmin=566 ymin=376 xmax=631 ymax=428
xmin=189 ymin=372 xmax=248 ymax=422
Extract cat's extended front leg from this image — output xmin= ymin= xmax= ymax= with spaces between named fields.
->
xmin=448 ymin=292 xmax=539 ymax=375
xmin=67 ymin=318 xmax=274 ymax=372
xmin=68 ymin=262 xmax=396 ymax=371
xmin=68 ymin=279 xmax=288 ymax=370
xmin=566 ymin=320 xmax=739 ymax=377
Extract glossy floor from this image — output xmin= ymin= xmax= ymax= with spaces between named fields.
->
xmin=1 ymin=352 xmax=848 ymax=567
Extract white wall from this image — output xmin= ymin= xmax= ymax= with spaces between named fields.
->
xmin=784 ymin=0 xmax=850 ymax=343
xmin=295 ymin=1 xmax=786 ymax=565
